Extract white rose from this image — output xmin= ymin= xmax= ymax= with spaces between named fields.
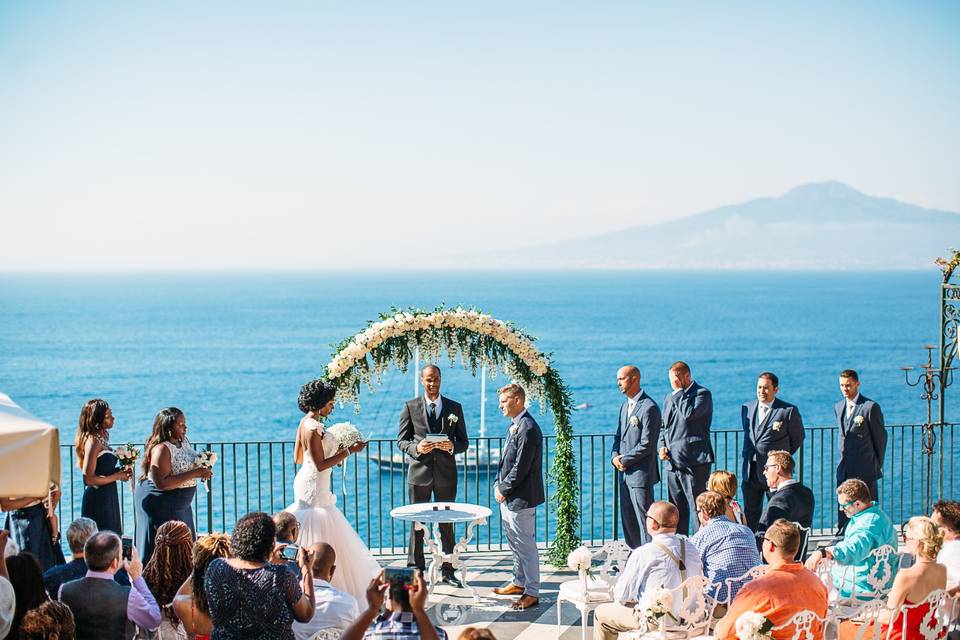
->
xmin=772 ymin=421 xmax=782 ymax=431
xmin=630 ymin=416 xmax=640 ymax=427
xmin=854 ymin=415 xmax=865 ymax=426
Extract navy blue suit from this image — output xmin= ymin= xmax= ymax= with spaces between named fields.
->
xmin=497 ymin=412 xmax=545 ymax=512
xmin=612 ymin=389 xmax=661 ymax=548
xmin=835 ymin=394 xmax=885 ymax=527
xmin=740 ymin=397 xmax=804 ymax=531
xmin=659 ymin=382 xmax=714 ymax=535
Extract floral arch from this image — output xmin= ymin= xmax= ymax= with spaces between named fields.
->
xmin=324 ymin=305 xmax=580 ymax=564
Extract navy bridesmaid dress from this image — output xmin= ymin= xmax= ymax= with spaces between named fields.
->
xmin=81 ymin=450 xmax=123 ymax=535
xmin=5 ymin=501 xmax=66 ymax=572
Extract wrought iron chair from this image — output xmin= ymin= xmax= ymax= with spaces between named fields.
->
xmin=620 ymin=575 xmax=715 ymax=640
xmin=822 ymin=544 xmax=899 ymax=619
xmin=883 ymin=589 xmax=950 ymax=640
xmin=556 ymin=540 xmax=632 ymax=640
xmin=721 ymin=565 xmax=767 ymax=610
xmin=767 ymin=609 xmax=835 ymax=640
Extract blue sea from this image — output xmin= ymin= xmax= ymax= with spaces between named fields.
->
xmin=1 ymin=271 xmax=956 ymax=545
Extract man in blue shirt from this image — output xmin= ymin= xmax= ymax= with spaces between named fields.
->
xmin=691 ymin=491 xmax=761 ymax=606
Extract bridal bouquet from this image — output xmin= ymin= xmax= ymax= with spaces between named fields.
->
xmin=113 ymin=444 xmax=141 ymax=470
xmin=195 ymin=450 xmax=218 ymax=491
xmin=735 ymin=611 xmax=774 ymax=640
xmin=326 ymin=422 xmax=367 ymax=450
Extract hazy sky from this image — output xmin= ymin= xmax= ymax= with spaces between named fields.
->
xmin=1 ymin=2 xmax=958 ymax=270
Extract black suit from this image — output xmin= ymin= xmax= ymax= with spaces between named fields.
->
xmin=740 ymin=397 xmax=804 ymax=531
xmin=757 ymin=480 xmax=815 ymax=531
xmin=659 ymin=382 xmax=714 ymax=535
xmin=397 ymin=395 xmax=469 ymax=569
xmin=835 ymin=394 xmax=885 ymax=528
xmin=611 ymin=390 xmax=661 ymax=548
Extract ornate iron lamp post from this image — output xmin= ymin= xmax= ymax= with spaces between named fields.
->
xmin=901 ymin=345 xmax=954 ymax=509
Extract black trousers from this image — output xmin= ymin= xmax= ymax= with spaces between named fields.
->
xmin=666 ymin=464 xmax=711 ymax=536
xmin=407 ymin=482 xmax=456 ymax=572
xmin=837 ymin=477 xmax=879 ymax=532
xmin=742 ymin=457 xmax=769 ymax=532
xmin=619 ymin=481 xmax=655 ymax=549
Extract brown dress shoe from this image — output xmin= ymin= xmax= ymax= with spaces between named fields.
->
xmin=493 ymin=583 xmax=524 ymax=596
xmin=511 ymin=594 xmax=540 ymax=610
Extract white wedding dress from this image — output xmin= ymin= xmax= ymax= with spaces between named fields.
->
xmin=285 ymin=417 xmax=381 ymax=602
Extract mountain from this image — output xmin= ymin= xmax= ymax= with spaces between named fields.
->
xmin=466 ymin=182 xmax=960 ymax=269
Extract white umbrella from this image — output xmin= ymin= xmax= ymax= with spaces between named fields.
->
xmin=0 ymin=392 xmax=60 ymax=497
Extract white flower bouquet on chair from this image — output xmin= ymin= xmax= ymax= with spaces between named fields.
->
xmin=735 ymin=611 xmax=773 ymax=640
xmin=639 ymin=588 xmax=678 ymax=634
xmin=567 ymin=546 xmax=593 ymax=594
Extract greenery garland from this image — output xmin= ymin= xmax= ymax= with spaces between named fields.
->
xmin=324 ymin=304 xmax=580 ymax=564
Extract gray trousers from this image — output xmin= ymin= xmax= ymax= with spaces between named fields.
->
xmin=500 ymin=503 xmax=540 ymax=596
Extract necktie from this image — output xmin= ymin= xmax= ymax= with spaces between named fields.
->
xmin=429 ymin=402 xmax=436 ymax=420
xmin=847 ymin=402 xmax=855 ymax=420
xmin=758 ymin=405 xmax=769 ymax=423
xmin=628 ymin=400 xmax=636 ymax=415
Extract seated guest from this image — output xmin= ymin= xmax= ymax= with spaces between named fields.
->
xmin=43 ymin=517 xmax=129 ymax=597
xmin=757 ymin=450 xmax=814 ymax=532
xmin=715 ymin=519 xmax=828 ymax=640
xmin=204 ymin=512 xmax=316 ymax=638
xmin=143 ymin=520 xmax=193 ymax=639
xmin=59 ymin=531 xmax=162 ymax=639
xmin=341 ymin=570 xmax=445 ymax=640
xmin=708 ymin=471 xmax=747 ymax=526
xmin=691 ymin=491 xmax=761 ymax=605
xmin=7 ymin=551 xmax=49 ymax=639
xmin=1 ymin=530 xmax=13 ymax=640
xmin=172 ymin=532 xmax=231 ymax=640
xmin=274 ymin=511 xmax=302 ymax=579
xmin=293 ymin=543 xmax=359 ymax=640
xmin=932 ymin=500 xmax=960 ymax=596
xmin=593 ymin=502 xmax=703 ymax=640
xmin=19 ymin=600 xmax=76 ymax=640
xmin=805 ymin=479 xmax=898 ymax=599
xmin=840 ymin=516 xmax=947 ymax=640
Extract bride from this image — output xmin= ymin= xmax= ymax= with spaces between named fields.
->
xmin=285 ymin=378 xmax=381 ymax=602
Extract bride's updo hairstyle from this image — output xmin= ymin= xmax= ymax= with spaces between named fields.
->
xmin=298 ymin=379 xmax=336 ymax=414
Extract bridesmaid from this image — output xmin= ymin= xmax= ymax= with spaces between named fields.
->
xmin=77 ymin=399 xmax=132 ymax=535
xmin=1 ymin=483 xmax=65 ymax=572
xmin=135 ymin=407 xmax=212 ymax=565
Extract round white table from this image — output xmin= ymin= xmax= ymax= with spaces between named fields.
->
xmin=390 ymin=502 xmax=492 ymax=603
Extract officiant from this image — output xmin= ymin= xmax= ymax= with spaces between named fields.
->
xmin=397 ymin=364 xmax=469 ymax=587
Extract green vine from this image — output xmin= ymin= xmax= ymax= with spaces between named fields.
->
xmin=324 ymin=304 xmax=580 ymax=564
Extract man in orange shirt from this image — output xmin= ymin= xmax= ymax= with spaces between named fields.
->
xmin=715 ymin=519 xmax=828 ymax=639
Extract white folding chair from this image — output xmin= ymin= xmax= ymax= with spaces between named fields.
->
xmin=884 ymin=589 xmax=950 ymax=640
xmin=721 ymin=565 xmax=767 ymax=609
xmin=556 ymin=540 xmax=632 ymax=640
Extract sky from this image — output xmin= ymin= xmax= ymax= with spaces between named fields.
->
xmin=1 ymin=1 xmax=958 ymax=270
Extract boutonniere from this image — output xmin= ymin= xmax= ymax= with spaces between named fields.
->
xmin=854 ymin=415 xmax=865 ymax=428
xmin=447 ymin=414 xmax=459 ymax=425
xmin=772 ymin=421 xmax=782 ymax=432
xmin=509 ymin=425 xmax=519 ymax=435
xmin=629 ymin=416 xmax=640 ymax=427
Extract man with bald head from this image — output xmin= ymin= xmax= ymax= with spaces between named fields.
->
xmin=612 ymin=366 xmax=662 ymax=548
xmin=292 ymin=543 xmax=359 ymax=640
xmin=594 ymin=501 xmax=703 ymax=640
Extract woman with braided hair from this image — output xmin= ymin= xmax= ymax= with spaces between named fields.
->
xmin=143 ymin=520 xmax=193 ymax=639
xmin=284 ymin=378 xmax=381 ymax=604
xmin=173 ymin=533 xmax=231 ymax=640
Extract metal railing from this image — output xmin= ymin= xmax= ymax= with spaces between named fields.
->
xmin=54 ymin=422 xmax=959 ymax=555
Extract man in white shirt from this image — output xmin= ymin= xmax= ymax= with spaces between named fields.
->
xmin=293 ymin=543 xmax=360 ymax=640
xmin=593 ymin=502 xmax=703 ymax=640
xmin=931 ymin=500 xmax=960 ymax=594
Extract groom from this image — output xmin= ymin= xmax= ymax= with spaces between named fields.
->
xmin=493 ymin=383 xmax=544 ymax=611
xmin=397 ymin=364 xmax=469 ymax=586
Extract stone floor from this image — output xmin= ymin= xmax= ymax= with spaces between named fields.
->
xmin=382 ymin=551 xmax=594 ymax=640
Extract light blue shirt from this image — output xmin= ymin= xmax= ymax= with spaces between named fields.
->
xmin=690 ymin=516 xmax=761 ymax=602
xmin=829 ymin=504 xmax=898 ymax=598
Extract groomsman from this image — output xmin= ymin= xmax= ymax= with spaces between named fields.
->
xmin=740 ymin=372 xmax=805 ymax=531
xmin=659 ymin=361 xmax=714 ymax=536
xmin=835 ymin=369 xmax=886 ymax=529
xmin=611 ymin=366 xmax=661 ymax=548
xmin=493 ymin=383 xmax=544 ymax=610
xmin=397 ymin=365 xmax=469 ymax=586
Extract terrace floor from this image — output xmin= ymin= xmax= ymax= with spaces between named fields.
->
xmin=383 ymin=551 xmax=594 ymax=640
